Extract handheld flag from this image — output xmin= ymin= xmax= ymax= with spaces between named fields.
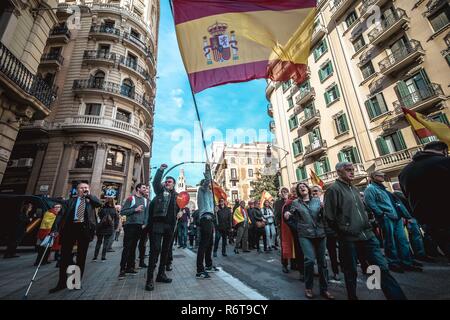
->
xmin=259 ymin=190 xmax=273 ymax=208
xmin=172 ymin=0 xmax=317 ymax=93
xmin=402 ymin=108 xmax=450 ymax=147
xmin=310 ymin=169 xmax=324 ymax=189
xmin=213 ymin=181 xmax=228 ymax=204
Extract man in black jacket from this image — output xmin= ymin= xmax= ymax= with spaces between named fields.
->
xmin=145 ymin=164 xmax=181 ymax=291
xmin=49 ymin=182 xmax=102 ymax=293
xmin=213 ymin=199 xmax=232 ymax=257
xmin=399 ymin=141 xmax=450 ymax=262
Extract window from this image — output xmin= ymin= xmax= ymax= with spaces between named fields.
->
xmin=282 ymin=80 xmax=291 ymax=92
xmin=304 ymin=102 xmax=316 ymax=118
xmin=106 ymin=149 xmax=126 ymax=171
xmin=232 ymin=191 xmax=238 ymax=201
xmin=85 ymin=103 xmax=101 ymax=116
xmin=92 ymin=70 xmax=105 ymax=88
xmin=314 ymin=157 xmax=331 ymax=176
xmin=346 ymin=11 xmax=358 ymax=28
xmin=338 ymin=147 xmax=361 ymax=164
xmin=319 ymin=61 xmax=333 ymax=82
xmin=335 ymin=113 xmax=349 ymax=135
xmin=248 ymin=169 xmax=253 ymax=177
xmin=360 ymin=61 xmax=375 ymax=79
xmin=287 ymin=97 xmax=294 ymax=109
xmin=121 ymin=78 xmax=134 ymax=97
xmin=49 ymin=46 xmax=62 ymax=55
xmin=126 ymin=53 xmax=138 ymax=69
xmin=395 ymin=70 xmax=431 ymax=107
xmin=365 ymin=93 xmax=388 ymax=120
xmin=247 ymin=158 xmax=252 ymax=164
xmin=116 ymin=109 xmax=131 ymax=123
xmin=99 ymin=44 xmax=110 ymax=53
xmin=420 ymin=113 xmax=449 ymax=144
xmin=133 ymin=7 xmax=143 ymax=17
xmin=376 ymin=131 xmax=407 ymax=156
xmin=130 ymin=28 xmax=140 ymax=40
xmin=352 ymin=35 xmax=366 ymax=52
xmin=232 ymin=181 xmax=237 ymax=187
xmin=288 ymin=115 xmax=298 ymax=130
xmin=313 ymin=39 xmax=328 ymax=61
xmin=308 ymin=128 xmax=322 ymax=145
xmin=324 ymin=85 xmax=340 ymax=106
xmin=299 ymin=81 xmax=311 ymax=94
xmin=75 ymin=146 xmax=95 ymax=168
xmin=104 ymin=19 xmax=115 ymax=28
xmin=296 ymin=166 xmax=307 ymax=181
xmin=428 ymin=4 xmax=450 ymax=32
xmin=230 ymin=168 xmax=237 ymax=179
xmin=292 ymin=139 xmax=303 ymax=157
xmin=43 ymin=73 xmax=55 ymax=86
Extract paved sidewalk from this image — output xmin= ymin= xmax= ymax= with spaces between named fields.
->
xmin=0 ymin=240 xmax=267 ymax=300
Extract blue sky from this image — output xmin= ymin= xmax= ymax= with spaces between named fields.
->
xmin=151 ymin=0 xmax=272 ymax=187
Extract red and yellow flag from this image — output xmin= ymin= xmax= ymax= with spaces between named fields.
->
xmin=402 ymin=108 xmax=450 ymax=147
xmin=310 ymin=169 xmax=324 ymax=189
xmin=213 ymin=181 xmax=228 ymax=204
xmin=172 ymin=0 xmax=317 ymax=93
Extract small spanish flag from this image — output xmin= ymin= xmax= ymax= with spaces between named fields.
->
xmin=310 ymin=169 xmax=324 ymax=189
xmin=172 ymin=0 xmax=317 ymax=93
xmin=259 ymin=190 xmax=273 ymax=208
xmin=402 ymin=108 xmax=450 ymax=148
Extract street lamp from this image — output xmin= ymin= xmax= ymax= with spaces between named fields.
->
xmin=267 ymin=144 xmax=291 ymax=187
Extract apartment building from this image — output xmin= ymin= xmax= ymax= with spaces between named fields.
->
xmin=267 ymin=0 xmax=449 ymax=189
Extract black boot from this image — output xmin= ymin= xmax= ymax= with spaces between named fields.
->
xmin=145 ymin=278 xmax=154 ymax=291
xmin=156 ymin=272 xmax=172 ymax=283
xmin=166 ymin=264 xmax=173 ymax=271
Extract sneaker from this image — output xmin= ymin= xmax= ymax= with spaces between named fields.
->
xmin=205 ymin=266 xmax=220 ymax=273
xmin=101 ymin=258 xmax=106 ymax=262
xmin=213 ymin=252 xmax=217 ymax=258
xmin=166 ymin=264 xmax=173 ymax=271
xmin=196 ymin=271 xmax=211 ymax=279
xmin=156 ymin=273 xmax=172 ymax=283
xmin=145 ymin=280 xmax=154 ymax=291
xmin=118 ymin=270 xmax=126 ymax=280
xmin=125 ymin=269 xmax=138 ymax=275
xmin=92 ymin=257 xmax=97 ymax=262
xmin=222 ymin=253 xmax=227 ymax=257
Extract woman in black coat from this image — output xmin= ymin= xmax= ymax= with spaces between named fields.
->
xmin=93 ymin=198 xmax=118 ymax=261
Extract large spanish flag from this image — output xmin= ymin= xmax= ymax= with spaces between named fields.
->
xmin=402 ymin=108 xmax=450 ymax=147
xmin=172 ymin=0 xmax=317 ymax=93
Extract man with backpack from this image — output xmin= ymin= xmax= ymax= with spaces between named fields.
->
xmin=118 ymin=183 xmax=149 ymax=279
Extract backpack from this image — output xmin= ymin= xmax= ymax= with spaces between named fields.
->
xmin=100 ymin=211 xmax=113 ymax=227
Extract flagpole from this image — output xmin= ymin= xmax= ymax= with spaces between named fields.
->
xmin=169 ymin=0 xmax=218 ymax=216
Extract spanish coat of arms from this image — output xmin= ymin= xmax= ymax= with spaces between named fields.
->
xmin=203 ymin=22 xmax=239 ymax=65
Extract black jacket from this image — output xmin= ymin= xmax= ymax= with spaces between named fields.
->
xmin=274 ymin=198 xmax=285 ymax=227
xmin=52 ymin=194 xmax=102 ymax=239
xmin=96 ymin=206 xmax=119 ymax=236
xmin=150 ymin=168 xmax=179 ymax=224
xmin=216 ymin=206 xmax=232 ymax=232
xmin=399 ymin=151 xmax=450 ymax=227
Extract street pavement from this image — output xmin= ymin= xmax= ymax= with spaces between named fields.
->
xmin=1 ymin=237 xmax=449 ymax=300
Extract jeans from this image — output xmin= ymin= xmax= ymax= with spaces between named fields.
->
xmin=197 ymin=217 xmax=214 ymax=273
xmin=120 ymin=224 xmax=141 ymax=271
xmin=94 ymin=234 xmax=113 ymax=259
xmin=407 ymin=218 xmax=426 ymax=258
xmin=380 ymin=217 xmax=413 ymax=267
xmin=147 ymin=223 xmax=175 ymax=278
xmin=213 ymin=229 xmax=228 ymax=254
xmin=299 ymin=237 xmax=328 ymax=292
xmin=177 ymin=222 xmax=188 ymax=248
xmin=339 ymin=237 xmax=407 ymax=300
xmin=265 ymin=223 xmax=276 ymax=248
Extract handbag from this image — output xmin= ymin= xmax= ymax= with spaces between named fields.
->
xmin=256 ymin=220 xmax=266 ymax=228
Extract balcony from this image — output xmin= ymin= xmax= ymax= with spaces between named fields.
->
xmin=319 ymin=163 xmax=368 ymax=186
xmin=48 ymin=26 xmax=71 ymax=43
xmin=72 ymin=79 xmax=153 ymax=114
xmin=61 ymin=115 xmax=150 ymax=151
xmin=368 ymin=9 xmax=410 ymax=46
xmin=330 ymin=0 xmax=354 ymax=20
xmin=393 ymin=83 xmax=447 ymax=114
xmin=295 ymin=88 xmax=315 ymax=106
xmin=378 ymin=40 xmax=425 ymax=75
xmin=311 ymin=24 xmax=326 ymax=46
xmin=56 ymin=3 xmax=74 ymax=19
xmin=267 ymin=104 xmax=273 ymax=118
xmin=360 ymin=0 xmax=389 ymax=19
xmin=374 ymin=146 xmax=422 ymax=172
xmin=118 ymin=56 xmax=151 ymax=83
xmin=0 ymin=42 xmax=56 ymax=111
xmin=123 ymin=32 xmax=150 ymax=57
xmin=269 ymin=120 xmax=275 ymax=133
xmin=40 ymin=53 xmax=64 ymax=68
xmin=299 ymin=110 xmax=320 ymax=127
xmin=304 ymin=139 xmax=327 ymax=158
xmin=89 ymin=25 xmax=121 ymax=41
xmin=83 ymin=50 xmax=117 ymax=66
